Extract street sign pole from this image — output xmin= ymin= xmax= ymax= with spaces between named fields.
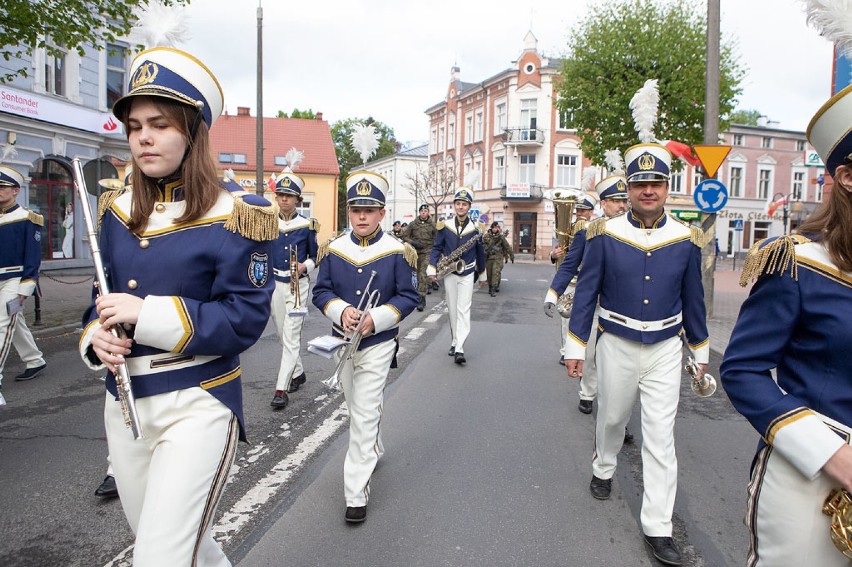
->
xmin=702 ymin=0 xmax=721 ymax=318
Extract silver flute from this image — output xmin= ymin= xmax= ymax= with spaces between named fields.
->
xmin=72 ymin=159 xmax=143 ymax=439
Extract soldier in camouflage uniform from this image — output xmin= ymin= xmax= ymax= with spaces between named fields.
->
xmin=483 ymin=221 xmax=513 ymax=297
xmin=402 ymin=204 xmax=437 ymax=311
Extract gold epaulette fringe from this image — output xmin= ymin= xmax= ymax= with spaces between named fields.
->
xmin=436 ymin=221 xmax=445 ymax=230
xmin=27 ymin=210 xmax=44 ymax=226
xmin=224 ymin=197 xmax=278 ymax=241
xmin=317 ymin=238 xmax=331 ymax=264
xmin=571 ymin=218 xmax=588 ymax=236
xmin=586 ymin=217 xmax=607 ymax=239
xmin=739 ymin=235 xmax=807 ymax=287
xmin=97 ymin=189 xmax=123 ymax=229
xmin=690 ymin=225 xmax=705 ymax=248
xmin=309 ymin=217 xmax=321 ymax=232
xmin=403 ymin=242 xmax=418 ymax=269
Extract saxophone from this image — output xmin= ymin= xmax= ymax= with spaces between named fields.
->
xmin=435 ymin=230 xmax=481 ymax=279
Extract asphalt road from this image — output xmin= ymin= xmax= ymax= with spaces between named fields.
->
xmin=0 ymin=262 xmax=755 ymax=567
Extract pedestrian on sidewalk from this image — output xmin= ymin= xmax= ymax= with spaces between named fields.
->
xmin=79 ymin=46 xmax=275 ymax=566
xmin=0 ymin=165 xmax=47 ymax=405
xmin=312 ymin=158 xmax=419 ymax=523
xmin=720 ymin=74 xmax=852 ymax=565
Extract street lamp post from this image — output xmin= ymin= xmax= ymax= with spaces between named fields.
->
xmin=772 ymin=192 xmax=791 ymax=235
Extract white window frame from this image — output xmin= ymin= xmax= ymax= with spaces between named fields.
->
xmin=670 ymin=171 xmax=684 ymax=194
xmin=430 ymin=127 xmax=438 ymax=154
xmin=447 ymin=118 xmax=455 ymax=150
xmin=519 ymin=154 xmax=536 ymax=184
xmin=758 ymin=167 xmax=773 ymax=200
xmin=732 ymin=133 xmax=744 ymax=146
xmin=494 ymin=155 xmax=505 ymax=187
xmin=465 ymin=112 xmax=474 ymax=145
xmin=438 ymin=125 xmax=445 ymax=152
xmin=495 ymin=100 xmax=507 ymax=133
xmin=728 ymin=165 xmax=743 ymax=198
xmin=105 ymin=42 xmax=127 ymax=111
xmin=761 ymin=136 xmax=773 ymax=149
xmin=791 ymin=169 xmax=806 ymax=201
xmin=555 ymin=154 xmax=579 ymax=187
xmin=474 ymin=108 xmax=484 ymax=142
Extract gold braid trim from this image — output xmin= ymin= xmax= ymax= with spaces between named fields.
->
xmin=739 ymin=234 xmax=808 ymax=287
xmin=97 ymin=189 xmax=124 ymax=229
xmin=571 ymin=218 xmax=588 ymax=235
xmin=403 ymin=242 xmax=418 ymax=269
xmin=585 ymin=217 xmax=607 ymax=239
xmin=224 ymin=196 xmax=278 ymax=241
xmin=690 ymin=225 xmax=705 ymax=248
xmin=317 ymin=238 xmax=331 ymax=265
xmin=27 ymin=210 xmax=44 ymax=226
xmin=309 ymin=217 xmax=321 ymax=232
xmin=436 ymin=220 xmax=446 ymax=230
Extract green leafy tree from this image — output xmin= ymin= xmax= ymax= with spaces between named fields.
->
xmin=1 ymin=0 xmax=190 ymax=83
xmin=331 ymin=117 xmax=400 ymax=228
xmin=556 ymin=0 xmax=745 ymax=165
xmin=277 ymin=108 xmax=317 ymax=119
xmin=728 ymin=108 xmax=762 ymax=126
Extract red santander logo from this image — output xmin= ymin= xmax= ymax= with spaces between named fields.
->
xmin=103 ymin=117 xmax=118 ymax=131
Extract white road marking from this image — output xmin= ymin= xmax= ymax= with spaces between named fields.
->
xmin=423 ymin=314 xmax=442 ymax=324
xmin=404 ymin=327 xmax=426 ymax=341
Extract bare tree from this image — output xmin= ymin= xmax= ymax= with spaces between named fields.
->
xmin=405 ymin=161 xmax=456 ymax=219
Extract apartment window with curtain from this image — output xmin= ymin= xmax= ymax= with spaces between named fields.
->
xmin=758 ymin=169 xmax=771 ymax=199
xmin=732 ymin=133 xmax=744 ymax=146
xmin=670 ymin=172 xmax=684 ymax=194
xmin=447 ymin=119 xmax=455 ymax=149
xmin=520 ymin=99 xmax=537 ymax=140
xmin=465 ymin=113 xmax=473 ymax=144
xmin=474 ymin=109 xmax=483 ymax=142
xmin=494 ymin=155 xmax=505 ymax=187
xmin=495 ymin=102 xmax=507 ymax=133
xmin=519 ymin=154 xmax=536 ymax=184
xmin=106 ymin=43 xmax=128 ymax=109
xmin=761 ymin=137 xmax=773 ymax=149
xmin=729 ymin=166 xmax=743 ymax=197
xmin=555 ymin=154 xmax=578 ymax=187
xmin=792 ymin=170 xmax=805 ymax=200
xmin=438 ymin=125 xmax=445 ymax=152
xmin=44 ymin=39 xmax=67 ymax=96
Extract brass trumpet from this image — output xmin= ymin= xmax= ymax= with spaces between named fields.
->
xmin=321 ymin=270 xmax=382 ymax=390
xmin=680 ymin=333 xmax=716 ymax=397
xmin=288 ymin=244 xmax=307 ymax=318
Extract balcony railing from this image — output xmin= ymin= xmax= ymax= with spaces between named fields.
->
xmin=502 ymin=126 xmax=545 ymax=146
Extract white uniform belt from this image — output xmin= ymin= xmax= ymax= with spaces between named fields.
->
xmin=125 ymin=352 xmax=221 ymax=376
xmin=0 ymin=265 xmax=23 ymax=274
xmin=465 ymin=261 xmax=476 ymax=271
xmin=598 ymin=308 xmax=682 ymax=332
xmin=813 ymin=410 xmax=852 ymax=444
xmin=273 ymin=268 xmax=291 ymax=278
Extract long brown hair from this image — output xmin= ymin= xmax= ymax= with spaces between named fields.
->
xmin=117 ymin=96 xmax=221 ymax=234
xmin=796 ymin=164 xmax=852 ymax=271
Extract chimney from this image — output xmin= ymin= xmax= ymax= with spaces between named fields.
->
xmin=316 ymin=112 xmax=323 ymax=121
xmin=237 ymin=106 xmax=251 ymax=116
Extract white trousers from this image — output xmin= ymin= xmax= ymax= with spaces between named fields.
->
xmin=594 ymin=333 xmax=682 ymax=536
xmin=271 ymin=278 xmax=309 ymax=391
xmin=105 ymin=388 xmax=239 ymax=567
xmin=444 ymin=272 xmax=474 ymax=354
xmin=339 ymin=339 xmax=395 ymax=507
xmin=0 ymin=278 xmax=45 ymax=386
xmin=746 ymin=445 xmax=850 ymax=567
xmin=578 ymin=311 xmax=599 ymax=401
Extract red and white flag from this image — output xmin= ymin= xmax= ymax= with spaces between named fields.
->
xmin=767 ymin=194 xmax=787 ymax=216
xmin=660 ymin=139 xmax=701 ymax=167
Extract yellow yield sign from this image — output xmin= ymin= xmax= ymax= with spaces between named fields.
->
xmin=693 ymin=145 xmax=732 ymax=179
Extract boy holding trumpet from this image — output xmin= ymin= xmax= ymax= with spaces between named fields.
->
xmin=312 ymin=168 xmax=418 ymax=523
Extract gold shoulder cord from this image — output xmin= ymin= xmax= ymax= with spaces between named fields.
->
xmin=224 ymin=195 xmax=278 ymax=241
xmin=739 ymin=235 xmax=809 ymax=287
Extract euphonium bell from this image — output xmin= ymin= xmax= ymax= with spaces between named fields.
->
xmin=823 ymin=488 xmax=852 ymax=559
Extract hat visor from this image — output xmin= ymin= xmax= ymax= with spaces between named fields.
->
xmin=628 ymin=172 xmax=669 ymax=182
xmin=113 ymin=90 xmax=204 ymax=122
xmin=274 ymin=188 xmax=301 ymax=196
xmin=604 ymin=194 xmax=629 ymax=200
xmin=348 ymin=198 xmax=385 ymax=208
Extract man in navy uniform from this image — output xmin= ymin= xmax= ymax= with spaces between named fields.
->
xmin=270 ymin=167 xmax=319 ymax=408
xmin=0 ymin=166 xmax=47 ymax=405
xmin=427 ymin=186 xmax=486 ymax=365
xmin=565 ymin=143 xmax=708 ymax=566
xmin=312 ymin=168 xmax=419 ymax=523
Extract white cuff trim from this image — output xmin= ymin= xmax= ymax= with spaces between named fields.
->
xmin=773 ymin=414 xmax=847 ymax=480
xmin=134 ymin=296 xmax=193 ymax=352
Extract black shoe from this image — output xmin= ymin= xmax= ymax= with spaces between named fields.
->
xmin=489 ymin=286 xmax=496 ymax=297
xmin=559 ymin=355 xmax=565 ymax=366
xmin=15 ymin=363 xmax=46 ymax=381
xmin=345 ymin=505 xmax=367 ymax=523
xmin=495 ymin=286 xmax=500 ymax=293
xmin=271 ymin=390 xmax=289 ymax=408
xmin=590 ymin=476 xmax=612 ymax=500
xmin=578 ymin=399 xmax=593 ymax=414
xmin=431 ymin=281 xmax=440 ymax=291
xmin=417 ymin=296 xmax=426 ymax=311
xmin=94 ymin=475 xmax=118 ymax=498
xmin=643 ymin=535 xmax=682 ymax=566
xmin=454 ymin=352 xmax=466 ymax=365
xmin=624 ymin=427 xmax=634 ymax=444
xmin=448 ymin=346 xmax=455 ymax=356
xmin=288 ymin=373 xmax=307 ymax=393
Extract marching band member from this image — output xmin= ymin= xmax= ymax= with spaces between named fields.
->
xmin=0 ymin=165 xmax=47 ymax=405
xmin=720 ymin=84 xmax=852 ymax=567
xmin=565 ymin=138 xmax=707 ymax=566
xmin=312 ymin=166 xmax=419 ymax=523
xmin=78 ymin=47 xmax=275 ymax=566
xmin=269 ymin=154 xmax=319 ymax=409
xmin=427 ymin=187 xmax=486 ymax=365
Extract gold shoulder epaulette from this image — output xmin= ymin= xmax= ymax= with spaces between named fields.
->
xmin=27 ymin=210 xmax=44 ymax=227
xmin=571 ymin=218 xmax=588 ymax=235
xmin=586 ymin=217 xmax=607 ymax=239
xmin=436 ymin=220 xmax=446 ymax=231
xmin=403 ymin=242 xmax=418 ymax=269
xmin=739 ymin=234 xmax=810 ymax=287
xmin=309 ymin=217 xmax=321 ymax=232
xmin=97 ymin=189 xmax=124 ymax=228
xmin=224 ymin=194 xmax=278 ymax=241
xmin=317 ymin=238 xmax=332 ymax=264
xmin=689 ymin=225 xmax=705 ymax=248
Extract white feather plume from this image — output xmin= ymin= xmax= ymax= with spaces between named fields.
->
xmin=581 ymin=166 xmax=597 ymax=192
xmin=350 ymin=123 xmax=380 ymax=166
xmin=630 ymin=79 xmax=660 ymax=143
xmin=134 ymin=0 xmax=190 ymax=48
xmin=1 ymin=143 xmax=17 ymax=163
xmin=224 ymin=168 xmax=236 ymax=182
xmin=465 ymin=169 xmax=481 ymax=189
xmin=805 ymin=0 xmax=852 ymax=56
xmin=604 ymin=150 xmax=625 ymax=174
xmin=285 ymin=147 xmax=304 ymax=171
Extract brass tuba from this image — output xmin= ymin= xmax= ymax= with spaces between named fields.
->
xmin=550 ymin=188 xmax=585 ymax=318
xmin=823 ymin=488 xmax=852 ymax=559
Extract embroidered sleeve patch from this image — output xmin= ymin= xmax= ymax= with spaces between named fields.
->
xmin=248 ymin=252 xmax=269 ymax=287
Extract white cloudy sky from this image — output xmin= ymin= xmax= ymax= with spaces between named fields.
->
xmin=172 ymin=0 xmax=834 ymax=144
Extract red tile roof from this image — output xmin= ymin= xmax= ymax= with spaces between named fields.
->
xmin=209 ymin=115 xmax=340 ymax=176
